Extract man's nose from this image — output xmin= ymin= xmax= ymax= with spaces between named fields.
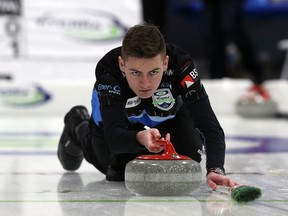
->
xmin=140 ymin=75 xmax=151 ymax=88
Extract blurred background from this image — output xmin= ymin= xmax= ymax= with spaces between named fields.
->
xmin=1 ymin=2 xmax=288 ymax=215
xmin=1 ymin=0 xmax=288 ymax=116
xmin=165 ymin=0 xmax=288 ymax=80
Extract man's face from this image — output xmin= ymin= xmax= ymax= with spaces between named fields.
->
xmin=118 ymin=54 xmax=169 ymax=99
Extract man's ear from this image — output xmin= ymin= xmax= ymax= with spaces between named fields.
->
xmin=118 ymin=56 xmax=125 ymax=72
xmin=164 ymin=55 xmax=169 ymax=71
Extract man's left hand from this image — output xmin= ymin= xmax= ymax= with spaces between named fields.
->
xmin=206 ymin=172 xmax=239 ymax=190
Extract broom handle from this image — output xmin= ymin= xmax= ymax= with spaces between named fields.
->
xmin=214 ymin=185 xmax=240 ymax=194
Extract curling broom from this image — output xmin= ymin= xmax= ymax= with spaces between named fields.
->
xmin=214 ymin=185 xmax=262 ymax=203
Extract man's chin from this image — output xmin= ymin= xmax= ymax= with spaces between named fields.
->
xmin=137 ymin=92 xmax=153 ymax=99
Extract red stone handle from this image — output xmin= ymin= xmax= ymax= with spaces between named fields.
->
xmin=136 ymin=139 xmax=191 ymax=160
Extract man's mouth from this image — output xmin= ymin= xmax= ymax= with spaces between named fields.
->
xmin=139 ymin=89 xmax=152 ymax=93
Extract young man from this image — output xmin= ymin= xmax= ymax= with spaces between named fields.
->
xmin=58 ymin=23 xmax=237 ymax=190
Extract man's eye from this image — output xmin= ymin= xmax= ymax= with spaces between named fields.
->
xmin=132 ymin=71 xmax=140 ymax=76
xmin=150 ymin=70 xmax=159 ymax=75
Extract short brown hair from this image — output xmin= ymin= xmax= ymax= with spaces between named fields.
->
xmin=121 ymin=23 xmax=166 ymax=61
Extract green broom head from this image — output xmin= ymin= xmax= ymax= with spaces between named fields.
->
xmin=231 ymin=185 xmax=262 ymax=203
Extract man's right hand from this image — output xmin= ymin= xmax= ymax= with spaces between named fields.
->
xmin=136 ymin=129 xmax=170 ymax=153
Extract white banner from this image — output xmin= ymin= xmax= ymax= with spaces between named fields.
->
xmin=0 ymin=79 xmax=92 ymax=115
xmin=0 ymin=0 xmax=141 ymax=58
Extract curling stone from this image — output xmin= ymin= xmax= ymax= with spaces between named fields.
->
xmin=236 ymin=99 xmax=278 ymax=118
xmin=125 ymin=139 xmax=202 ymax=196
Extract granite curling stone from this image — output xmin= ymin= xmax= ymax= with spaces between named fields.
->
xmin=236 ymin=97 xmax=278 ymax=118
xmin=125 ymin=139 xmax=202 ymax=196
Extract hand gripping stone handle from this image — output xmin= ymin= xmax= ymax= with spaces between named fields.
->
xmin=136 ymin=139 xmax=191 ymax=160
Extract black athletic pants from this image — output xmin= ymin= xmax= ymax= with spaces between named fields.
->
xmin=203 ymin=0 xmax=264 ymax=84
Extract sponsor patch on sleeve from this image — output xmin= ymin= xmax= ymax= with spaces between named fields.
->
xmin=180 ymin=68 xmax=198 ymax=88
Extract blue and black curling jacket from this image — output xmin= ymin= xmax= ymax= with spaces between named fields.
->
xmin=91 ymin=44 xmax=225 ymax=170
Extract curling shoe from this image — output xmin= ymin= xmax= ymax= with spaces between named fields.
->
xmin=106 ymin=165 xmax=125 ymax=181
xmin=58 ymin=106 xmax=90 ymax=171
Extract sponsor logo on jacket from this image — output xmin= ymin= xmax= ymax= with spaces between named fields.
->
xmin=180 ymin=68 xmax=198 ymax=88
xmin=152 ymin=88 xmax=175 ymax=111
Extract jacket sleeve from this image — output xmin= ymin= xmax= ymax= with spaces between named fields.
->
xmin=174 ymin=54 xmax=226 ymax=171
xmin=93 ymin=70 xmax=145 ymax=155
xmin=187 ymin=92 xmax=226 ymax=171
